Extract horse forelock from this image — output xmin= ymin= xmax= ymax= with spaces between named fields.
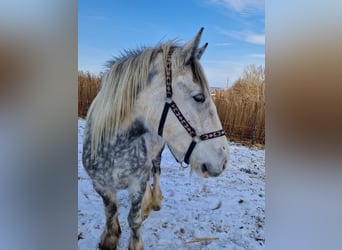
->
xmin=190 ymin=59 xmax=210 ymax=94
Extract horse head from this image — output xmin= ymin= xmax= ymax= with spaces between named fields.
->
xmin=138 ymin=28 xmax=229 ymax=177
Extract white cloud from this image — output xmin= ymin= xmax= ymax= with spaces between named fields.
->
xmin=245 ymin=33 xmax=265 ymax=45
xmin=208 ymin=0 xmax=264 ymax=13
xmin=218 ymin=28 xmax=265 ymax=45
xmin=213 ymin=42 xmax=232 ymax=46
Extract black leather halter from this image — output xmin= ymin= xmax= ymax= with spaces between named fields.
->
xmin=158 ymin=48 xmax=226 ymax=166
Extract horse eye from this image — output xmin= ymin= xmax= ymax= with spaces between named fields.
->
xmin=193 ymin=93 xmax=205 ymax=103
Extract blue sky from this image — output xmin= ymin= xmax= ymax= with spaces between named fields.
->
xmin=78 ymin=0 xmax=264 ymax=88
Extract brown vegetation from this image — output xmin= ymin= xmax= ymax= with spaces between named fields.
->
xmin=78 ymin=64 xmax=265 ymax=145
xmin=78 ymin=71 xmax=101 ymax=118
xmin=212 ymin=65 xmax=265 ymax=145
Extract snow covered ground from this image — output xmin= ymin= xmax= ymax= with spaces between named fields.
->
xmin=78 ymin=118 xmax=265 ymax=250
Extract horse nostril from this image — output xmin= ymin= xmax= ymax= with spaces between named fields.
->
xmin=222 ymin=160 xmax=227 ymax=171
xmin=201 ymin=163 xmax=208 ymax=173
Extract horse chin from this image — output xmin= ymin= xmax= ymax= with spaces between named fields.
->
xmin=190 ymin=163 xmax=213 ymax=178
xmin=197 ymin=163 xmax=222 ymax=178
xmin=190 ymin=163 xmax=203 ymax=177
xmin=201 ymin=163 xmax=210 ymax=178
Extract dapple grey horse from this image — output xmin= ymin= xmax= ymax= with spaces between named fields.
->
xmin=82 ymin=28 xmax=229 ymax=250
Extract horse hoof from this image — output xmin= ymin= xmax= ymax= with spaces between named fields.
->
xmin=152 ymin=205 xmax=161 ymax=211
xmin=98 ymin=243 xmax=117 ymax=250
xmin=142 ymin=213 xmax=149 ymax=221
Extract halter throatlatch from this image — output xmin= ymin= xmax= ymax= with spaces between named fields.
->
xmin=158 ymin=48 xmax=226 ymax=166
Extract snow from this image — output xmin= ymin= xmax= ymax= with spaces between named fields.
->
xmin=78 ymin=118 xmax=265 ymax=249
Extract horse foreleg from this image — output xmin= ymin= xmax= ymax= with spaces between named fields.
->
xmin=141 ymin=181 xmax=153 ymax=220
xmin=97 ymin=191 xmax=121 ymax=250
xmin=151 ymin=168 xmax=162 ymax=211
xmin=128 ymin=181 xmax=146 ymax=250
xmin=151 ymin=150 xmax=163 ymax=211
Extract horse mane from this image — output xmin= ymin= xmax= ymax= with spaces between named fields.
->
xmin=87 ymin=42 xmax=176 ymax=157
xmin=87 ymin=41 xmax=210 ymax=158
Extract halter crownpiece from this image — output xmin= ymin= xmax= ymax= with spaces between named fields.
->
xmin=158 ymin=48 xmax=227 ymax=166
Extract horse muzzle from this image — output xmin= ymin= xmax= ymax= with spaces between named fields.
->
xmin=201 ymin=159 xmax=228 ymax=178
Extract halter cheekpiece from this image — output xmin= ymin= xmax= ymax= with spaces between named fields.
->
xmin=158 ymin=48 xmax=226 ymax=166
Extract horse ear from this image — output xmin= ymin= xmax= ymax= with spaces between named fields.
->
xmin=196 ymin=42 xmax=208 ymax=60
xmin=182 ymin=27 xmax=204 ymax=65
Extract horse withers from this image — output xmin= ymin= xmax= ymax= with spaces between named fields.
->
xmin=82 ymin=27 xmax=229 ymax=250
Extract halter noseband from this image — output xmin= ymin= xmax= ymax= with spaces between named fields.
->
xmin=158 ymin=48 xmax=226 ymax=166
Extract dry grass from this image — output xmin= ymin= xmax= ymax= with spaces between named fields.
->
xmin=78 ymin=71 xmax=101 ymax=118
xmin=212 ymin=65 xmax=265 ymax=145
xmin=78 ymin=64 xmax=265 ymax=145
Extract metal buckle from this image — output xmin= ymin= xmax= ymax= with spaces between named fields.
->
xmin=180 ymin=161 xmax=189 ymax=168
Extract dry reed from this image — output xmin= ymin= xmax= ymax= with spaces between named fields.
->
xmin=78 ymin=71 xmax=101 ymax=118
xmin=212 ymin=65 xmax=265 ymax=145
